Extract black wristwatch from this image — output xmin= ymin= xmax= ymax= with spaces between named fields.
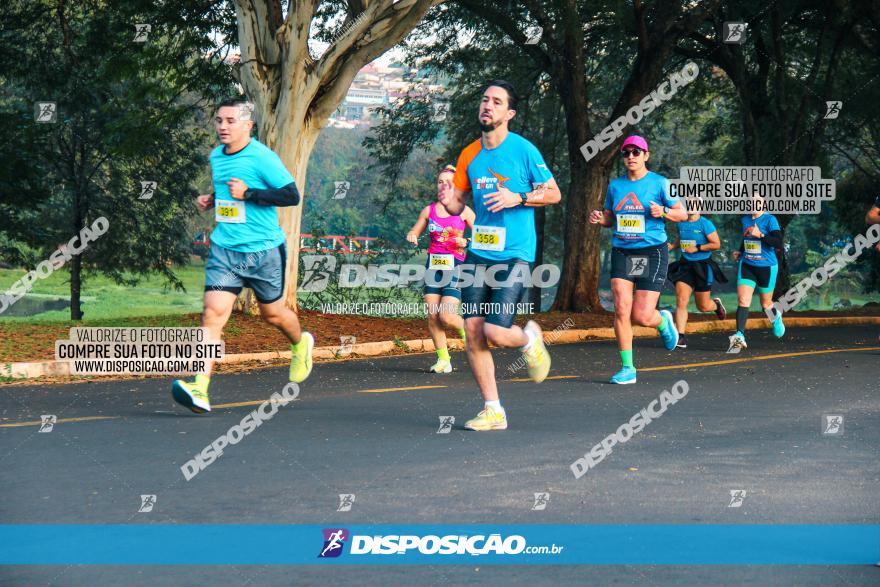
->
xmin=519 ymin=192 xmax=529 ymax=205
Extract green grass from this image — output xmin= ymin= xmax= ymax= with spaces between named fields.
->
xmin=1 ymin=259 xmax=871 ymax=325
xmin=0 ymin=262 xmax=206 ymax=323
xmin=656 ymin=290 xmax=874 ymax=313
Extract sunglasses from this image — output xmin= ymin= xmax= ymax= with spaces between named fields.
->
xmin=621 ymin=148 xmax=644 ymax=157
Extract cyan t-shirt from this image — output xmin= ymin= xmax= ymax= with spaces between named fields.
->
xmin=453 ymin=132 xmax=553 ymax=262
xmin=740 ymin=213 xmax=781 ymax=267
xmin=678 ymin=216 xmax=717 ymax=261
xmin=604 ymin=171 xmax=678 ymax=248
xmin=209 ymin=139 xmax=293 ymax=253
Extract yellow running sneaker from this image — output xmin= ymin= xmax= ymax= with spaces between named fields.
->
xmin=522 ymin=320 xmax=551 ymax=383
xmin=464 ymin=407 xmax=508 ymax=431
xmin=171 ymin=375 xmax=211 ymax=414
xmin=290 ymin=332 xmax=314 ymax=383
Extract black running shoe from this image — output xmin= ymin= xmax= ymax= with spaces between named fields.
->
xmin=713 ymin=297 xmax=727 ymax=321
xmin=676 ymin=335 xmax=687 ymax=349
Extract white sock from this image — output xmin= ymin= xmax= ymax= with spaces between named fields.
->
xmin=521 ymin=329 xmax=536 ymax=352
xmin=485 ymin=400 xmax=503 ymax=412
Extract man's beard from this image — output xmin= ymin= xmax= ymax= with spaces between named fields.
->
xmin=479 ymin=117 xmax=501 ymax=132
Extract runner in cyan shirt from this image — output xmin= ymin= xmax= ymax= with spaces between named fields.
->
xmin=590 ymin=135 xmax=687 ymax=384
xmin=406 ymin=164 xmax=474 ymax=374
xmin=667 ymin=212 xmax=728 ymax=348
xmin=727 ymin=201 xmax=785 ymax=353
xmin=171 ymin=99 xmax=313 ymax=414
xmin=443 ymin=80 xmax=562 ymax=431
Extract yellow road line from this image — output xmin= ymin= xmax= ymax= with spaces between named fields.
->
xmin=639 ymin=346 xmax=880 ymax=372
xmin=213 ymin=398 xmax=293 ymax=409
xmin=358 ymin=385 xmax=447 ymax=393
xmin=0 ymin=415 xmax=118 ymax=429
xmin=506 ymin=375 xmax=580 ymax=383
xmin=4 ymin=347 xmax=875 ymax=426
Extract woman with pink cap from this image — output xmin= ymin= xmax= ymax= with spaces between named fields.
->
xmin=589 ymin=135 xmax=688 ymax=384
xmin=406 ymin=165 xmax=475 ymax=373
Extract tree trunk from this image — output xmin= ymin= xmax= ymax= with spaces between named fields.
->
xmin=552 ymin=163 xmax=610 ymax=312
xmin=69 ymin=187 xmax=84 ymax=320
xmin=272 ymin=127 xmax=321 ymax=310
xmin=547 ymin=0 xmax=707 ymax=312
xmin=69 ymin=254 xmax=83 ymax=320
xmin=550 ymin=35 xmax=606 ymax=313
xmin=233 ymin=0 xmax=434 ymax=310
xmin=529 ymin=206 xmax=545 ymax=312
xmin=234 ymin=290 xmax=258 ymax=315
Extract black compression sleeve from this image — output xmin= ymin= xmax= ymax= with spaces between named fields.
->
xmin=243 ymin=182 xmax=300 ymax=207
xmin=760 ymin=230 xmax=783 ymax=248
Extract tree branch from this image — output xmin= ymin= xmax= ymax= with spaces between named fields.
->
xmin=308 ymin=3 xmax=379 ymax=89
xmin=769 ymin=5 xmax=788 ymax=142
xmin=806 ymin=18 xmax=851 ymax=161
xmin=611 ymin=1 xmax=714 ymax=126
xmin=521 ymin=0 xmax=557 ymax=47
xmin=235 ymin=0 xmax=285 ymax=109
xmin=633 ymin=0 xmax=649 ymax=55
xmin=309 ymin=0 xmax=436 ymax=124
xmin=456 ymin=0 xmax=554 ymax=71
xmin=828 ymin=139 xmax=880 ymax=181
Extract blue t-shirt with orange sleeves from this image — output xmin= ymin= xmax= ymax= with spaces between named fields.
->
xmin=604 ymin=171 xmax=678 ymax=249
xmin=452 ymin=132 xmax=553 ymax=262
xmin=678 ymin=216 xmax=717 ymax=261
xmin=740 ymin=213 xmax=781 ymax=267
xmin=209 ymin=139 xmax=294 ymax=253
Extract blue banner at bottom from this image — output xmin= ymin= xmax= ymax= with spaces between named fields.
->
xmin=0 ymin=525 xmax=877 ymax=565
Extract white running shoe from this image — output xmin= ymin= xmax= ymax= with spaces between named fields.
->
xmin=430 ymin=358 xmax=452 ymax=373
xmin=727 ymin=332 xmax=747 ymax=354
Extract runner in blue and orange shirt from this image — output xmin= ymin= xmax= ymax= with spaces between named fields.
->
xmin=442 ymin=79 xmax=562 ymax=431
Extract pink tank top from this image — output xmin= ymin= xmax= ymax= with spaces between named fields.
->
xmin=427 ymin=202 xmax=467 ymax=261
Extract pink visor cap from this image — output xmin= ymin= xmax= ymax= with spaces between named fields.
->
xmin=621 ymin=135 xmax=649 ymax=151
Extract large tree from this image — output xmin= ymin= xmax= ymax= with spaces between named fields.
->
xmin=232 ymin=0 xmax=439 ymax=308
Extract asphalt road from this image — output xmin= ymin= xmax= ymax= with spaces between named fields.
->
xmin=1 ymin=324 xmax=878 ymax=585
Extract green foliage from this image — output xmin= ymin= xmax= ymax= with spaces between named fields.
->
xmin=305 ymin=126 xmax=440 ymax=249
xmin=0 ymin=0 xmax=235 ymax=317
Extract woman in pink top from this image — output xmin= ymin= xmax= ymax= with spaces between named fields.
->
xmin=407 ymin=165 xmax=475 ymax=373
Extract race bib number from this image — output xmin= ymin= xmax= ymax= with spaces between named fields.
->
xmin=429 ymin=253 xmax=454 ymax=270
xmin=215 ymin=200 xmax=246 ymax=224
xmin=744 ymin=239 xmax=762 ymax=255
xmin=472 ymin=226 xmax=506 ymax=252
xmin=617 ymin=214 xmax=645 ymax=234
xmin=680 ymin=239 xmax=697 ymax=250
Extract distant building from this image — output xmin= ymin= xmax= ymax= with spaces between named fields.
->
xmin=338 ymin=87 xmax=388 ymax=120
xmin=329 ymin=60 xmax=445 ymax=127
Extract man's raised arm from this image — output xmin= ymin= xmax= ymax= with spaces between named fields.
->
xmin=443 ymin=186 xmax=469 ymax=216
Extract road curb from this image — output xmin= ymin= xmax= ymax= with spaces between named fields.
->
xmin=549 ymin=315 xmax=880 ymax=344
xmin=2 ymin=316 xmax=876 ymax=381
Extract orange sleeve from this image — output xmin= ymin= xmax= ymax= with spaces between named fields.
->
xmin=452 ymin=139 xmax=481 ymax=192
